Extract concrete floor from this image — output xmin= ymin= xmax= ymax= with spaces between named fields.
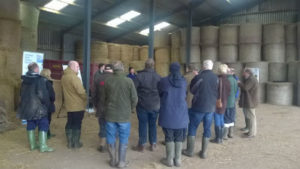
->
xmin=1 ymin=104 xmax=300 ymax=169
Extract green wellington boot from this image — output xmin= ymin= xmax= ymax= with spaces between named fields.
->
xmin=39 ymin=131 xmax=54 ymax=152
xmin=174 ymin=142 xmax=182 ymax=167
xmin=199 ymin=137 xmax=209 ymax=159
xmin=73 ymin=129 xmax=83 ymax=148
xmin=161 ymin=142 xmax=175 ymax=167
xmin=182 ymin=136 xmax=195 ymax=157
xmin=27 ymin=130 xmax=39 ymax=151
xmin=65 ymin=129 xmax=73 ymax=148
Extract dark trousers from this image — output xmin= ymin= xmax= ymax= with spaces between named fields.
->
xmin=27 ymin=117 xmax=49 ymax=132
xmin=98 ymin=117 xmax=106 ymax=138
xmin=65 ymin=111 xmax=84 ymax=130
xmin=136 ymin=106 xmax=158 ymax=145
xmin=163 ymin=128 xmax=186 ymax=142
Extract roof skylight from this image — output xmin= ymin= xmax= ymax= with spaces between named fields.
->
xmin=139 ymin=22 xmax=171 ymax=36
xmin=44 ymin=0 xmax=75 ymax=11
xmin=106 ymin=10 xmax=141 ymax=28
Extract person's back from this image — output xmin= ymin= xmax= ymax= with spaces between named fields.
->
xmin=227 ymin=74 xmax=238 ymax=108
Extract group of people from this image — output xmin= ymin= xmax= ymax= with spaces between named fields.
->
xmin=18 ymin=58 xmax=259 ymax=168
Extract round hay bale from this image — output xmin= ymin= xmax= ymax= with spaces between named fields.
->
xmin=91 ymin=41 xmax=108 ymax=59
xmin=258 ymin=83 xmax=266 ymax=103
xmin=201 ymin=46 xmax=217 ymax=62
xmin=219 ymin=45 xmax=238 ymax=63
xmin=263 ymin=43 xmax=285 ymax=62
xmin=297 ymin=22 xmax=300 ymax=60
xmin=0 ymin=19 xmax=21 ymax=50
xmin=0 ymin=82 xmax=15 ymax=113
xmin=227 ymin=62 xmax=244 ymax=79
xmin=171 ymin=30 xmax=181 ymax=48
xmin=287 ymin=61 xmax=300 ymax=84
xmin=108 ymin=43 xmax=121 ymax=61
xmin=5 ymin=49 xmax=22 ymax=79
xmin=155 ymin=47 xmax=170 ymax=64
xmin=155 ymin=63 xmax=169 ymax=77
xmin=129 ymin=61 xmax=145 ymax=71
xmin=21 ymin=28 xmax=38 ymax=51
xmin=245 ymin=62 xmax=269 ymax=83
xmin=0 ymin=0 xmax=20 ymax=20
xmin=200 ymin=26 xmax=219 ymax=45
xmin=212 ymin=61 xmax=222 ymax=74
xmin=121 ymin=44 xmax=133 ymax=62
xmin=268 ymin=62 xmax=287 ymax=82
xmin=286 ymin=44 xmax=297 ymax=62
xmin=239 ymin=23 xmax=262 ymax=43
xmin=171 ymin=48 xmax=180 ymax=63
xmin=179 ymin=46 xmax=201 ymax=64
xmin=181 ymin=27 xmax=200 ymax=45
xmin=20 ymin=2 xmax=39 ymax=31
xmin=263 ymin=23 xmax=285 ymax=44
xmin=92 ymin=58 xmax=110 ymax=64
xmin=132 ymin=45 xmax=140 ymax=61
xmin=267 ymin=82 xmax=293 ymax=106
xmin=219 ymin=24 xmax=239 ymax=45
xmin=239 ymin=43 xmax=261 ymax=62
xmin=0 ymin=51 xmax=7 ymax=69
xmin=285 ymin=24 xmax=297 ymax=44
xmin=154 ymin=31 xmax=170 ymax=48
xmin=139 ymin=45 xmax=148 ymax=61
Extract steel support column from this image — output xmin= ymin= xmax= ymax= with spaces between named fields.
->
xmin=83 ymin=0 xmax=91 ymax=102
xmin=186 ymin=4 xmax=193 ymax=65
xmin=148 ymin=0 xmax=155 ymax=59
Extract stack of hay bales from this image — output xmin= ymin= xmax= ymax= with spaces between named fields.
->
xmin=155 ymin=47 xmax=170 ymax=77
xmin=219 ymin=24 xmax=239 ymax=63
xmin=132 ymin=45 xmax=140 ymax=61
xmin=121 ymin=44 xmax=134 ymax=73
xmin=108 ymin=43 xmax=121 ymax=61
xmin=75 ymin=41 xmax=109 ymax=64
xmin=139 ymin=45 xmax=149 ymax=62
xmin=285 ymin=24 xmax=297 ymax=62
xmin=200 ymin=26 xmax=218 ymax=62
xmin=170 ymin=30 xmax=181 ymax=63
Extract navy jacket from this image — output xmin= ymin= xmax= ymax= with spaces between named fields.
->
xmin=44 ymin=79 xmax=55 ymax=113
xmin=134 ymin=68 xmax=161 ymax=112
xmin=158 ymin=75 xmax=189 ymax=129
xmin=190 ymin=70 xmax=218 ymax=113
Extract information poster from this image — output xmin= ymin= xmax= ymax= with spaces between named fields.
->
xmin=22 ymin=51 xmax=44 ymax=75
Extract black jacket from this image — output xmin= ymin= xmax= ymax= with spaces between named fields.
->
xmin=45 ymin=79 xmax=55 ymax=113
xmin=190 ymin=70 xmax=218 ymax=113
xmin=18 ymin=71 xmax=50 ymax=120
xmin=134 ymin=68 xmax=161 ymax=112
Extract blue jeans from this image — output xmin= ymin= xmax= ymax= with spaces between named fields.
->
xmin=187 ymin=109 xmax=214 ymax=138
xmin=98 ymin=117 xmax=106 ymax=138
xmin=106 ymin=122 xmax=131 ymax=145
xmin=214 ymin=113 xmax=224 ymax=127
xmin=137 ymin=106 xmax=158 ymax=145
xmin=27 ymin=117 xmax=49 ymax=131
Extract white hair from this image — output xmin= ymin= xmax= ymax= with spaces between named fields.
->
xmin=203 ymin=60 xmax=214 ymax=70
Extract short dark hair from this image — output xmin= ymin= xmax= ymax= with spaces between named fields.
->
xmin=128 ymin=67 xmax=134 ymax=72
xmin=105 ymin=64 xmax=113 ymax=70
xmin=98 ymin=63 xmax=105 ymax=69
xmin=28 ymin=62 xmax=39 ymax=71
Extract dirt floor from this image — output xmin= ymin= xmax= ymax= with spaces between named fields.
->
xmin=1 ymin=104 xmax=300 ymax=169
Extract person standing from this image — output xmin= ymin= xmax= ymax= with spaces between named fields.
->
xmin=182 ymin=60 xmax=218 ymax=159
xmin=223 ymin=68 xmax=238 ymax=139
xmin=127 ymin=67 xmax=137 ymax=80
xmin=61 ymin=61 xmax=87 ymax=149
xmin=158 ymin=62 xmax=188 ymax=167
xmin=210 ymin=64 xmax=231 ymax=144
xmin=102 ymin=61 xmax=138 ymax=168
xmin=40 ymin=69 xmax=56 ymax=139
xmin=238 ymin=68 xmax=259 ymax=138
xmin=184 ymin=64 xmax=199 ymax=108
xmin=132 ymin=59 xmax=161 ymax=152
xmin=18 ymin=62 xmax=54 ymax=152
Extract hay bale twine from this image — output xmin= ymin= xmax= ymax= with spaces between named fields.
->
xmin=219 ymin=24 xmax=238 ymax=45
xmin=219 ymin=45 xmax=238 ymax=63
xmin=129 ymin=61 xmax=145 ymax=72
xmin=132 ymin=45 xmax=140 ymax=61
xmin=108 ymin=43 xmax=121 ymax=61
xmin=268 ymin=62 xmax=287 ymax=82
xmin=285 ymin=24 xmax=297 ymax=44
xmin=139 ymin=45 xmax=148 ymax=61
xmin=263 ymin=23 xmax=285 ymax=44
xmin=155 ymin=47 xmax=170 ymax=64
xmin=0 ymin=0 xmax=20 ymax=20
xmin=239 ymin=43 xmax=261 ymax=62
xmin=201 ymin=46 xmax=218 ymax=62
xmin=258 ymin=83 xmax=266 ymax=103
xmin=20 ymin=2 xmax=39 ymax=31
xmin=286 ymin=44 xmax=297 ymax=62
xmin=0 ymin=19 xmax=21 ymax=50
xmin=227 ymin=62 xmax=244 ymax=79
xmin=171 ymin=48 xmax=180 ymax=63
xmin=267 ymin=82 xmax=293 ymax=106
xmin=180 ymin=27 xmax=200 ymax=45
xmin=121 ymin=44 xmax=133 ymax=62
xmin=263 ymin=43 xmax=285 ymax=62
xmin=171 ymin=30 xmax=181 ymax=48
xmin=0 ymin=82 xmax=15 ymax=113
xmin=154 ymin=31 xmax=170 ymax=48
xmin=239 ymin=23 xmax=262 ymax=43
xmin=245 ymin=62 xmax=269 ymax=83
xmin=212 ymin=61 xmax=222 ymax=74
xmin=155 ymin=63 xmax=169 ymax=77
xmin=200 ymin=26 xmax=218 ymax=45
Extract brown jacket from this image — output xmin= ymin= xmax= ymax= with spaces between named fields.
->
xmin=216 ymin=75 xmax=231 ymax=114
xmin=61 ymin=67 xmax=87 ymax=112
xmin=238 ymin=75 xmax=259 ymax=109
xmin=184 ymin=71 xmax=195 ymax=108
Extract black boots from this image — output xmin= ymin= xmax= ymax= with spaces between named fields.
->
xmin=211 ymin=126 xmax=223 ymax=144
xmin=65 ymin=129 xmax=82 ymax=149
xmin=65 ymin=129 xmax=73 ymax=148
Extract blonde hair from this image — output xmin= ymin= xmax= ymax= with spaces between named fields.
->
xmin=40 ymin=69 xmax=52 ymax=80
xmin=218 ymin=64 xmax=228 ymax=74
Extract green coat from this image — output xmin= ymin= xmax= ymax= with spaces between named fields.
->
xmin=227 ymin=75 xmax=238 ymax=108
xmin=102 ymin=70 xmax=138 ymax=123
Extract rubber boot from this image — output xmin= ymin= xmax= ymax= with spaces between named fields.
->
xmin=182 ymin=136 xmax=195 ymax=157
xmin=228 ymin=127 xmax=234 ymax=138
xmin=174 ymin=142 xmax=182 ymax=167
xmin=241 ymin=119 xmax=250 ymax=132
xmin=27 ymin=130 xmax=38 ymax=150
xmin=65 ymin=129 xmax=73 ymax=148
xmin=199 ymin=137 xmax=209 ymax=159
xmin=210 ymin=127 xmax=221 ymax=144
xmin=223 ymin=127 xmax=229 ymax=140
xmin=161 ymin=142 xmax=174 ymax=167
xmin=108 ymin=144 xmax=117 ymax=167
xmin=219 ymin=127 xmax=224 ymax=143
xmin=97 ymin=137 xmax=107 ymax=153
xmin=117 ymin=144 xmax=129 ymax=168
xmin=73 ymin=129 xmax=83 ymax=148
xmin=39 ymin=131 xmax=54 ymax=152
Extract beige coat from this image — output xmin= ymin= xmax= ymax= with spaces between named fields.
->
xmin=61 ymin=67 xmax=87 ymax=112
